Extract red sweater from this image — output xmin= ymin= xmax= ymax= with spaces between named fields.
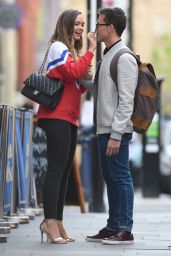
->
xmin=37 ymin=41 xmax=94 ymax=126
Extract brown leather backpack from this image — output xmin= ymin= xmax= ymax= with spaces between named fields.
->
xmin=110 ymin=48 xmax=159 ymax=134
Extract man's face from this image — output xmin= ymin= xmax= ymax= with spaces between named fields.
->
xmin=96 ymin=15 xmax=110 ymax=42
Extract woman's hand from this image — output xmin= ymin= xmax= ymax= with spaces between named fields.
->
xmin=87 ymin=32 xmax=96 ymax=53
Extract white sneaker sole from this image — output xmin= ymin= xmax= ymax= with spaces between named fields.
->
xmin=102 ymin=239 xmax=134 ymax=245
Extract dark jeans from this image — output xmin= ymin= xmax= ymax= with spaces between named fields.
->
xmin=98 ymin=133 xmax=134 ymax=232
xmin=38 ymin=119 xmax=77 ymax=220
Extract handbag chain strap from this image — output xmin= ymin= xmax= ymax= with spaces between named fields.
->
xmin=38 ymin=43 xmax=52 ymax=74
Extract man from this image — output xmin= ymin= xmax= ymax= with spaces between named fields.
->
xmin=86 ymin=7 xmax=138 ymax=245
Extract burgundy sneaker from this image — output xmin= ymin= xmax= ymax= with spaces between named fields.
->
xmin=85 ymin=227 xmax=116 ymax=242
xmin=102 ymin=231 xmax=134 ymax=245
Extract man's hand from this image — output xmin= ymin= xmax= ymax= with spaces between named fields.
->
xmin=106 ymin=138 xmax=121 ymax=156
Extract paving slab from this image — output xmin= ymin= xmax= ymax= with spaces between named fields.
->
xmin=0 ymin=193 xmax=171 ymax=256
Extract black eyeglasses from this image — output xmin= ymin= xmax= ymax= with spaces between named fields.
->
xmin=96 ymin=23 xmax=111 ymax=27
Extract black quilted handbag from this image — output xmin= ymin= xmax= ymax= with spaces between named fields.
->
xmin=21 ymin=44 xmax=64 ymax=110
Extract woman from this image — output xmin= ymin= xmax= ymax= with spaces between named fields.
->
xmin=37 ymin=9 xmax=96 ymax=244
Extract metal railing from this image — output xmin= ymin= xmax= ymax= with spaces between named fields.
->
xmin=0 ymin=105 xmax=35 ymax=219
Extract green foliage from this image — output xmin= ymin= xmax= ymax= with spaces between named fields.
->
xmin=151 ymin=34 xmax=171 ymax=115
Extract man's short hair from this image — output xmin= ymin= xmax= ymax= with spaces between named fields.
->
xmin=98 ymin=7 xmax=126 ymax=36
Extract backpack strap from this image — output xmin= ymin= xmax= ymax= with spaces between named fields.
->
xmin=110 ymin=48 xmax=141 ymax=82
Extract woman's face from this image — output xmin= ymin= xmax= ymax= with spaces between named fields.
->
xmin=72 ymin=14 xmax=85 ymax=41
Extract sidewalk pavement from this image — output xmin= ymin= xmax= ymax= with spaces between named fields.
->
xmin=1 ymin=192 xmax=171 ymax=256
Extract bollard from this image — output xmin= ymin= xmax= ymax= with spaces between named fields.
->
xmin=0 ymin=105 xmax=15 ymax=216
xmin=90 ymin=135 xmax=105 ymax=212
xmin=4 ymin=107 xmax=15 ymax=214
xmin=15 ymin=109 xmax=27 ymax=209
xmin=80 ymin=136 xmax=92 ymax=203
xmin=79 ymin=127 xmax=105 ymax=212
xmin=21 ymin=109 xmax=36 ymax=207
xmin=0 ymin=105 xmax=6 ymax=219
xmin=141 ymin=78 xmax=164 ymax=197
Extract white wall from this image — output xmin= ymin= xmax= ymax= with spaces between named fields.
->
xmin=0 ymin=0 xmax=17 ymax=106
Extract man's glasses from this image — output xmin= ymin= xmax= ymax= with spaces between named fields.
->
xmin=96 ymin=23 xmax=111 ymax=27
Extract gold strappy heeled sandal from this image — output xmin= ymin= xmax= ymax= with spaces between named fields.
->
xmin=40 ymin=220 xmax=67 ymax=244
xmin=57 ymin=220 xmax=75 ymax=242
xmin=64 ymin=236 xmax=75 ymax=242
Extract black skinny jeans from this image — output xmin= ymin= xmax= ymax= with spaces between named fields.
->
xmin=38 ymin=119 xmax=77 ymax=220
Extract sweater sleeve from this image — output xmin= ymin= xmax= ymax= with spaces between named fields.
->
xmin=110 ymin=53 xmax=138 ymax=140
xmin=46 ymin=41 xmax=94 ymax=82
xmin=79 ymin=79 xmax=94 ymax=94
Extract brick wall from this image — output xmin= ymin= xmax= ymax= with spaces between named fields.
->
xmin=16 ymin=0 xmax=40 ymax=89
